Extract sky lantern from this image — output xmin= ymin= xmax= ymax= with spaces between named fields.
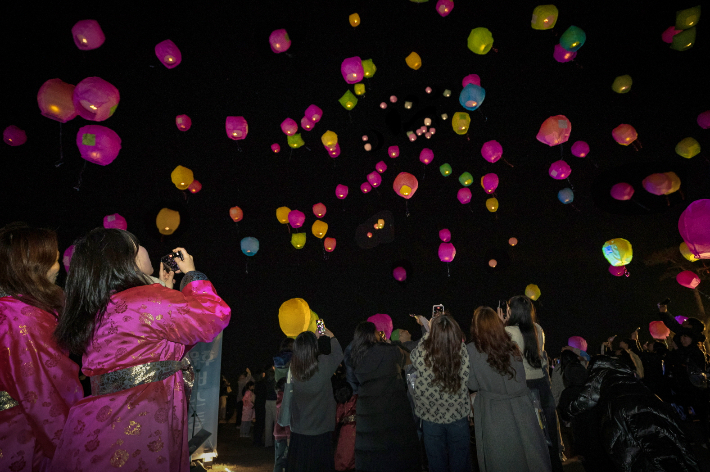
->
xmin=698 ymin=111 xmax=710 ymax=129
xmin=341 ymin=57 xmax=364 ymax=84
xmin=549 ymin=160 xmax=571 ymax=180
xmin=603 ymin=238 xmax=633 ymax=266
xmin=188 ymin=180 xmax=202 ymax=194
xmin=339 ymin=90 xmax=358 ymax=109
xmin=388 ymin=146 xmax=400 ymax=158
xmin=288 ymin=210 xmax=306 ymax=229
xmin=609 ymin=265 xmax=627 ymax=277
xmin=559 ymin=26 xmax=586 ymax=51
xmin=439 ymin=228 xmax=452 ymax=242
xmin=276 ymin=206 xmax=291 ymax=224
xmin=312 ymin=203 xmax=326 ymax=218
xmin=677 ymin=270 xmax=701 ymax=289
xmin=271 ymin=143 xmax=281 ymax=153
xmin=269 ymin=29 xmax=291 ymax=53
xmin=664 ymin=172 xmax=681 ymax=195
xmin=229 ymin=206 xmax=243 ymax=222
xmin=349 ymin=13 xmax=361 ymax=27
xmin=642 ymin=173 xmax=672 ymax=195
xmin=291 ymin=233 xmax=306 ymax=249
xmin=481 ymin=140 xmax=503 ymax=163
xmin=558 ymin=188 xmax=574 ymax=204
xmin=240 ymin=237 xmax=259 ymax=257
xmin=612 ymin=75 xmax=633 ymax=93
xmin=405 ymin=52 xmax=422 ymax=70
xmin=680 ymin=242 xmax=700 ymax=262
xmin=462 ymin=74 xmax=481 ymax=87
xmin=525 ymin=284 xmax=541 ymax=301
xmin=670 ymin=28 xmax=696 ymax=51
xmin=679 ymin=199 xmax=710 ymax=259
xmin=376 ymin=161 xmax=387 ymax=173
xmin=676 ymin=5 xmax=701 ymax=30
xmin=278 ymin=298 xmax=311 ymax=338
xmin=438 ymin=243 xmax=456 ymax=262
xmin=553 ymin=43 xmax=577 ymax=62
xmin=571 ymin=141 xmax=589 ymax=157
xmin=393 ymin=172 xmax=419 ymax=199
xmin=362 ymin=59 xmax=377 ymax=78
xmin=354 ymin=83 xmax=366 ymax=96
xmin=312 ymin=220 xmax=328 ymax=238
xmin=335 ymin=184 xmax=349 ymax=199
xmin=676 ymin=137 xmax=701 ymax=158
xmin=322 ymin=130 xmax=338 ymax=149
xmin=467 ymin=27 xmax=494 ymax=55
xmin=486 ymin=197 xmax=499 ymax=212
xmin=452 ymin=112 xmax=471 ymax=135
xmin=481 ymin=173 xmax=499 ymax=193
xmin=103 ymin=213 xmax=127 ymax=230
xmin=568 ymin=336 xmax=587 ymax=351
xmin=459 ymin=84 xmax=486 ymax=111
xmin=649 ymin=321 xmax=671 ymax=340
xmin=76 ymin=125 xmax=121 ymax=165
xmin=361 ymin=182 xmax=372 ymax=193
xmin=37 ymin=79 xmax=77 ymax=123
xmin=459 ymin=172 xmax=473 ymax=186
xmin=73 ymin=77 xmax=119 ymax=121
xmin=662 ymin=26 xmax=682 ymax=43
xmin=288 ymin=134 xmax=305 ymax=149
xmin=175 ymin=114 xmax=191 ymax=131
xmin=436 ymin=0 xmax=454 ymax=17
xmin=305 ymin=105 xmax=323 ymax=123
xmin=440 ymin=163 xmax=452 ymax=176
xmin=281 ymin=118 xmax=298 ymax=135
xmin=367 ymin=171 xmax=382 ymax=187
xmin=509 ymin=237 xmax=518 ymax=246
xmin=419 ymin=148 xmax=434 ymax=165
xmin=537 ymin=115 xmax=571 ymax=146
xmin=170 ymin=165 xmax=194 ymax=190
xmin=531 ymin=5 xmax=558 ymax=29
xmin=327 ymin=143 xmax=341 ymax=157
xmin=393 ymin=267 xmax=407 ymax=282
xmin=156 ymin=208 xmax=180 ymax=235
xmin=457 ymin=188 xmax=472 ymax=204
xmin=226 ymin=116 xmax=248 ymax=140
xmin=324 ymin=237 xmax=336 ymax=252
xmin=155 ymin=40 xmax=181 ymax=68
xmin=62 ymin=245 xmax=74 ymax=272
xmin=71 ymin=20 xmax=105 ymax=50
xmin=3 ymin=126 xmax=27 ymax=146
xmin=610 ymin=182 xmax=634 ymax=200
xmin=612 ymin=124 xmax=638 ymax=146
xmin=300 ymin=116 xmax=314 ymax=131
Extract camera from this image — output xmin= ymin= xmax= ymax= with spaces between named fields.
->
xmin=432 ymin=304 xmax=444 ymax=317
xmin=161 ymin=251 xmax=184 ymax=272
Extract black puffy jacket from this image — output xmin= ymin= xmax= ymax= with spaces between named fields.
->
xmin=563 ymin=355 xmax=699 ymax=472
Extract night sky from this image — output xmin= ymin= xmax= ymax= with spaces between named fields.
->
xmin=2 ymin=0 xmax=708 ymax=378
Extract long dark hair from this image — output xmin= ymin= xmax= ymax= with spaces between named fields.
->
xmin=291 ymin=331 xmax=320 ymax=382
xmin=54 ymin=228 xmax=148 ymax=355
xmin=470 ymin=306 xmax=521 ymax=379
xmin=506 ymin=295 xmax=542 ymax=369
xmin=0 ymin=222 xmax=64 ymax=318
xmin=421 ymin=315 xmax=465 ymax=394
xmin=349 ymin=321 xmax=379 ymax=369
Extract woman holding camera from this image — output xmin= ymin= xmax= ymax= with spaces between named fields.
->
xmin=52 ymin=228 xmax=231 ymax=472
xmin=0 ymin=223 xmax=83 ymax=472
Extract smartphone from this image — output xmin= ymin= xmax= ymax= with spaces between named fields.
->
xmin=316 ymin=319 xmax=325 ymax=335
xmin=161 ymin=251 xmax=183 ymax=272
xmin=432 ymin=304 xmax=444 ymax=317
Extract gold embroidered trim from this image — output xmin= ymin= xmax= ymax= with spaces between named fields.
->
xmin=0 ymin=390 xmax=19 ymax=412
xmin=91 ymin=357 xmax=194 ymax=398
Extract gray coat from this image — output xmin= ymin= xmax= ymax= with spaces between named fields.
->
xmin=466 ymin=342 xmax=552 ymax=472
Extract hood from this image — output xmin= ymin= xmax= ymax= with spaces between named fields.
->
xmin=273 ymin=351 xmax=292 ymax=368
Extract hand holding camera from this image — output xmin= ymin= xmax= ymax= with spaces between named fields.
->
xmin=161 ymin=247 xmax=196 ymax=274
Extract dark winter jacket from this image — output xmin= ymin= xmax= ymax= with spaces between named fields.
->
xmin=563 ymin=355 xmax=699 ymax=472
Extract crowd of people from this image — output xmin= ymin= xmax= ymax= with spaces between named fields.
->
xmin=2 ymin=221 xmax=709 ymax=472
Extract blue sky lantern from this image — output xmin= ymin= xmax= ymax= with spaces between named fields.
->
xmin=559 ymin=26 xmax=586 ymax=52
xmin=459 ymin=84 xmax=485 ymax=111
xmin=558 ymin=188 xmax=574 ymax=204
xmin=241 ymin=237 xmax=259 ymax=256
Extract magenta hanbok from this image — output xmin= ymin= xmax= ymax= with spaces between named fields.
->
xmin=51 ymin=278 xmax=230 ymax=471
xmin=0 ymin=297 xmax=83 ymax=472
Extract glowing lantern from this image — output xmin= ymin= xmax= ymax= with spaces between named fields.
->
xmin=155 ymin=40 xmax=181 ymax=68
xmin=354 ymin=84 xmax=366 ymax=96
xmin=467 ymin=27 xmax=494 ymax=55
xmin=156 ymin=208 xmax=180 ymax=235
xmin=568 ymin=336 xmax=587 ymax=351
xmin=71 ymin=20 xmax=105 ymax=50
xmin=376 ymin=219 xmax=385 ymax=229
xmin=103 ymin=213 xmax=127 ymax=230
xmin=393 ymin=173 xmax=419 ymax=199
xmin=419 ymin=148 xmax=434 ymax=165
xmin=462 ymin=74 xmax=481 ymax=87
xmin=481 ymin=173 xmax=499 ymax=193
xmin=438 ymin=243 xmax=456 ymax=262
xmin=676 ymin=6 xmax=701 ymax=30
xmin=76 ymin=125 xmax=121 ymax=165
xmin=281 ymin=118 xmax=298 ymax=135
xmin=229 ymin=206 xmax=244 ymax=222
xmin=697 ymin=111 xmax=710 ymax=129
xmin=313 ymin=203 xmax=326 ymax=218
xmin=271 ymin=143 xmax=281 ymax=153
xmin=670 ymin=28 xmax=696 ymax=51
xmin=376 ymin=161 xmax=387 ymax=173
xmin=3 ymin=126 xmax=27 ymax=146
xmin=349 ymin=13 xmax=361 ymax=27
xmin=367 ymin=171 xmax=382 ymax=187
xmin=676 ymin=137 xmax=701 ymax=158
xmin=676 ymin=315 xmax=690 ymax=325
xmin=459 ymin=84 xmax=486 ymax=111
xmin=602 ymin=238 xmax=633 ymax=266
xmin=311 ymin=220 xmax=328 ymax=239
xmin=486 ymin=197 xmax=499 ymax=212
xmin=188 ymin=180 xmax=202 ymax=194
xmin=571 ymin=141 xmax=589 ymax=157
xmin=537 ymin=115 xmax=571 ymax=146
xmin=649 ymin=321 xmax=671 ymax=340
xmin=278 ymin=298 xmax=311 ymax=338
xmin=559 ymin=26 xmax=586 ymax=51
xmin=322 ymin=131 xmax=338 ymax=150
xmin=73 ymin=77 xmax=120 ymax=122
xmin=525 ymin=284 xmax=541 ymax=301
xmin=361 ymin=182 xmax=372 ymax=194
xmin=341 ymin=57 xmax=364 ymax=84
xmin=388 ymin=146 xmax=400 ymax=158
xmin=553 ymin=43 xmax=577 ymax=63
xmin=642 ymin=173 xmax=672 ymax=196
xmin=300 ymin=116 xmax=314 ymax=131
xmin=335 ymin=184 xmax=349 ymax=199
xmin=436 ymin=0 xmax=454 ymax=16
xmin=612 ymin=75 xmax=633 ymax=93
xmin=489 ymin=259 xmax=497 ymax=268
xmin=62 ymin=245 xmax=74 ymax=272
xmin=680 ymin=242 xmax=700 ymax=262
xmin=609 ymin=265 xmax=627 ymax=277
xmin=291 ymin=233 xmax=306 ymax=249
xmin=664 ymin=172 xmax=681 ymax=195
xmin=362 ymin=59 xmax=377 ymax=78
xmin=226 ymin=116 xmax=248 ymax=140
xmin=531 ymin=5 xmax=558 ymax=30
xmin=288 ymin=134 xmax=305 ymax=149
xmin=339 ymin=90 xmax=358 ymax=110
xmin=611 ymin=124 xmax=637 ymax=146
xmin=662 ymin=26 xmax=682 ymax=43
xmin=324 ymin=237 xmax=337 ymax=252
xmin=678 ymin=199 xmax=710 ymax=259
xmin=240 ymin=237 xmax=259 ymax=256
xmin=457 ymin=188 xmax=472 ymax=204
xmin=558 ymin=188 xmax=574 ymax=204
xmin=393 ymin=267 xmax=407 ymax=282
xmin=169 ymin=165 xmax=193 ymax=190
xmin=549 ymin=160 xmax=571 ymax=180
xmin=288 ymin=210 xmax=306 ymax=229
xmin=37 ymin=79 xmax=77 ymax=123
xmin=175 ymin=114 xmax=191 ymax=131
xmin=440 ymin=163 xmax=453 ymax=176
xmin=276 ymin=207 xmax=291 ymax=224
xmin=479 ymin=141 xmax=502 ymax=165
xmin=610 ymin=182 xmax=634 ymax=201
xmin=677 ymin=270 xmax=701 ymax=289
xmin=509 ymin=237 xmax=518 ymax=246
xmin=305 ymin=105 xmax=323 ymax=123
xmin=405 ymin=52 xmax=422 ymax=70
xmin=269 ymin=29 xmax=291 ymax=53
xmin=439 ymin=229 xmax=451 ymax=242
xmin=452 ymin=112 xmax=471 ymax=135
xmin=459 ymin=172 xmax=473 ymax=186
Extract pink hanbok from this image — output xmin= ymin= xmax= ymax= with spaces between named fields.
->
xmin=0 ymin=297 xmax=83 ymax=472
xmin=51 ymin=278 xmax=230 ymax=472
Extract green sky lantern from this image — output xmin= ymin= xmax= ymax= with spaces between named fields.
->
xmin=559 ymin=26 xmax=586 ymax=51
xmin=671 ymin=27 xmax=696 ymax=51
xmin=467 ymin=27 xmax=494 ymax=55
xmin=458 ymin=172 xmax=473 ymax=186
xmin=612 ymin=75 xmax=632 ymax=93
xmin=287 ymin=133 xmax=305 ymax=148
xmin=439 ymin=163 xmax=452 ymax=177
xmin=339 ymin=90 xmax=358 ymax=110
xmin=676 ymin=5 xmax=701 ymax=30
xmin=531 ymin=5 xmax=558 ymax=30
xmin=452 ymin=112 xmax=471 ymax=135
xmin=676 ymin=137 xmax=701 ymax=158
xmin=362 ymin=59 xmax=377 ymax=78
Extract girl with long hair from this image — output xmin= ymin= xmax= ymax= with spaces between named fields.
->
xmin=51 ymin=228 xmax=231 ymax=471
xmin=467 ymin=306 xmax=551 ymax=472
xmin=410 ymin=316 xmax=470 ymax=472
xmin=0 ymin=223 xmax=83 ymax=472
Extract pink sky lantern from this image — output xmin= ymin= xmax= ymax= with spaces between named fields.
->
xmin=642 ymin=173 xmax=672 ymax=195
xmin=376 ymin=161 xmax=387 ymax=173
xmin=175 ymin=114 xmax=191 ymax=131
xmin=269 ymin=29 xmax=291 ymax=53
xmin=438 ymin=242 xmax=456 ymax=262
xmin=341 ymin=57 xmax=364 ymax=84
xmin=457 ymin=188 xmax=472 ymax=204
xmin=367 ymin=171 xmax=382 ymax=188
xmin=300 ymin=116 xmax=314 ymax=131
xmin=3 ymin=126 xmax=27 ymax=146
xmin=103 ymin=213 xmax=127 ymax=230
xmin=324 ymin=237 xmax=337 ymax=252
xmin=571 ymin=141 xmax=589 ymax=157
xmin=155 ymin=40 xmax=181 ymax=68
xmin=649 ymin=321 xmax=671 ymax=340
xmin=71 ymin=20 xmax=105 ymax=50
xmin=335 ymin=184 xmax=349 ymax=199
xmin=697 ymin=111 xmax=710 ymax=129
xmin=481 ymin=173 xmax=499 ymax=193
xmin=677 ymin=270 xmax=701 ymax=289
xmin=462 ymin=74 xmax=481 ymax=87
xmin=568 ymin=336 xmax=588 ymax=351
xmin=313 ymin=203 xmax=326 ymax=218
xmin=388 ymin=146 xmax=400 ymax=158
xmin=549 ymin=160 xmax=571 ymax=180
xmin=271 ymin=143 xmax=281 ymax=153
xmin=226 ymin=116 xmax=248 ymax=140
xmin=481 ymin=140 xmax=503 ymax=163
xmin=393 ymin=266 xmax=407 ymax=282
xmin=73 ymin=77 xmax=120 ymax=122
xmin=553 ymin=43 xmax=577 ymax=63
xmin=367 ymin=314 xmax=394 ymax=340
xmin=612 ymin=124 xmax=638 ymax=146
xmin=679 ymin=200 xmax=710 ymax=259
xmin=609 ymin=265 xmax=627 ymax=276
xmin=76 ymin=125 xmax=121 ymax=165
xmin=361 ymin=182 xmax=372 ymax=193
xmin=229 ymin=206 xmax=243 ymax=222
xmin=393 ymin=172 xmax=419 ymax=199
xmin=610 ymin=183 xmax=635 ymax=201
xmin=62 ymin=245 xmax=75 ymax=272
xmin=419 ymin=148 xmax=434 ymax=165
xmin=537 ymin=115 xmax=571 ymax=146
xmin=439 ymin=228 xmax=451 ymax=242
xmin=281 ymin=118 xmax=298 ymax=135
xmin=288 ymin=210 xmax=306 ymax=228
xmin=436 ymin=0 xmax=454 ymax=17
xmin=188 ymin=180 xmax=202 ymax=194
xmin=676 ymin=315 xmax=689 ymax=325
xmin=662 ymin=26 xmax=682 ymax=43
xmin=305 ymin=104 xmax=323 ymax=122
xmin=328 ymin=143 xmax=341 ymax=158
xmin=37 ymin=79 xmax=77 ymax=123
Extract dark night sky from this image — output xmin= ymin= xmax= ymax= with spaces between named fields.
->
xmin=2 ymin=0 xmax=708 ymax=378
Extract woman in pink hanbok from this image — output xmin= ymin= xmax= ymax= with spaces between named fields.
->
xmin=52 ymin=228 xmax=231 ymax=471
xmin=0 ymin=223 xmax=83 ymax=472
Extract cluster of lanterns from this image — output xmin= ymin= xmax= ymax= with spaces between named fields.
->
xmin=661 ymin=5 xmax=700 ymax=51
xmin=171 ymin=165 xmax=201 ymax=194
xmin=275 ymin=203 xmax=335 ymax=253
